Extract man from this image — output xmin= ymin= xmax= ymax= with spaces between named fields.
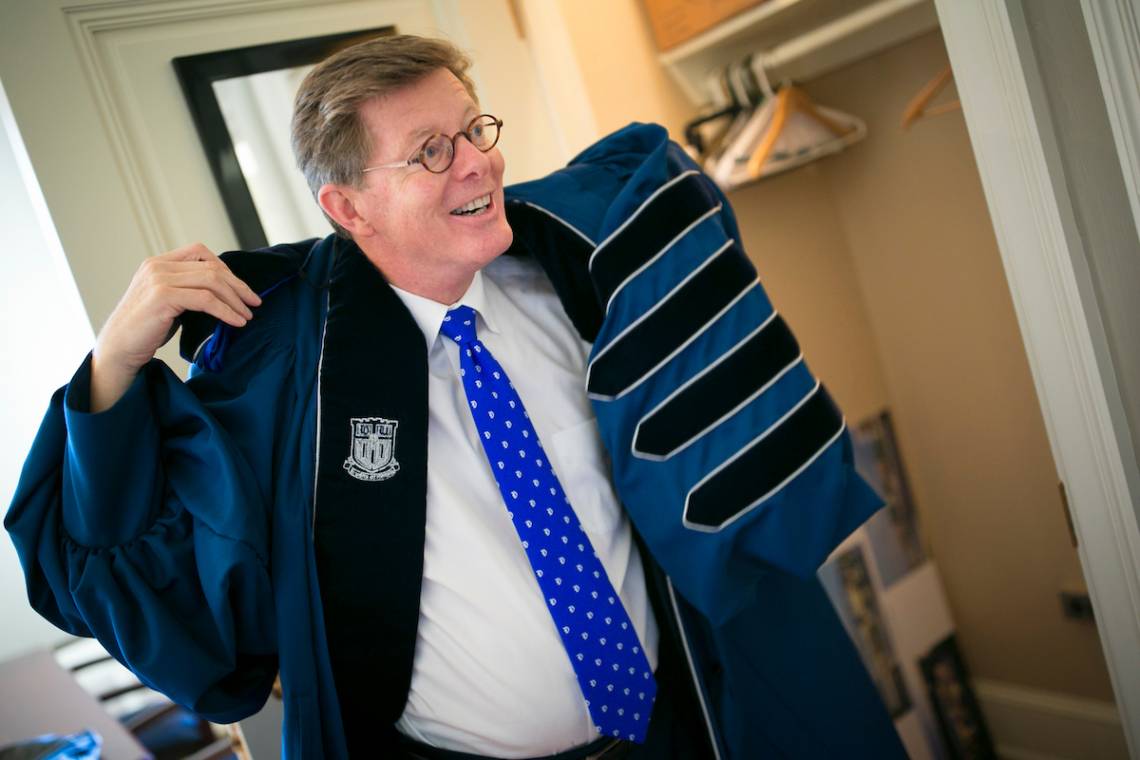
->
xmin=6 ymin=35 xmax=905 ymax=759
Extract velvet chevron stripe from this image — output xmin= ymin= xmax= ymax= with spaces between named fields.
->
xmin=587 ymin=171 xmax=716 ymax=308
xmin=683 ymin=383 xmax=846 ymax=531
xmin=586 ymin=242 xmax=757 ymax=400
xmin=632 ymin=313 xmax=802 ymax=460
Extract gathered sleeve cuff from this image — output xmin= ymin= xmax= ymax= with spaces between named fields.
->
xmin=5 ymin=338 xmax=289 ymax=722
xmin=61 ymin=353 xmax=163 ymax=547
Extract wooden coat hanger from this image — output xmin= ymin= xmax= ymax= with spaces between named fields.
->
xmin=745 ymin=84 xmax=855 ymax=177
xmin=901 ymin=64 xmax=961 ymax=129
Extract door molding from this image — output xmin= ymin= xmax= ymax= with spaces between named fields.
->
xmin=57 ymin=0 xmax=327 ymax=258
xmin=935 ymin=1 xmax=1140 ymax=752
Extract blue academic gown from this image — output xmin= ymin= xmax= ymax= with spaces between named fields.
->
xmin=6 ymin=123 xmax=905 ymax=758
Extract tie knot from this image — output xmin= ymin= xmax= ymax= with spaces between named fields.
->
xmin=440 ymin=304 xmax=478 ymax=345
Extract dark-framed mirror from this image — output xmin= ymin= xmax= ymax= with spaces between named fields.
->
xmin=174 ymin=27 xmax=393 ymax=250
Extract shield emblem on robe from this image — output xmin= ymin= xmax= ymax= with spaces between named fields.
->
xmin=343 ymin=417 xmax=400 ymax=482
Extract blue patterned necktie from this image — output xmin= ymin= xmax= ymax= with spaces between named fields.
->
xmin=439 ymin=304 xmax=657 ymax=742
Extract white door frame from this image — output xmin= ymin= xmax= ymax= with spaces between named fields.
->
xmin=935 ymin=1 xmax=1140 ymax=753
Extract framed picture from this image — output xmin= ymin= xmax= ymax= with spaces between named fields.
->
xmin=818 ymin=545 xmax=912 ymax=718
xmin=919 ymin=634 xmax=996 ymax=759
xmin=852 ymin=410 xmax=925 ymax=588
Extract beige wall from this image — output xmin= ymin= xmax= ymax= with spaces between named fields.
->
xmin=555 ymin=2 xmax=1115 ymax=702
xmin=555 ymin=0 xmax=694 ymax=141
xmin=804 ymin=30 xmax=1113 ymax=702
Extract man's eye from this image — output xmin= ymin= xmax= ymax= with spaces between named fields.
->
xmin=470 ymin=125 xmax=485 ymax=140
xmin=422 ymin=144 xmax=440 ymax=161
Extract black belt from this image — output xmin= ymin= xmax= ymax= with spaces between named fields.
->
xmin=395 ymin=733 xmax=635 ymax=760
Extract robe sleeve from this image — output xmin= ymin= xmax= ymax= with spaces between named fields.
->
xmin=3 ymin=319 xmax=292 ymax=723
xmin=584 ymin=127 xmax=884 ymax=624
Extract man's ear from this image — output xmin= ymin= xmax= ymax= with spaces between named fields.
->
xmin=318 ymin=183 xmax=375 ymax=238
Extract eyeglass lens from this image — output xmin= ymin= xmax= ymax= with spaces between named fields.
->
xmin=421 ymin=115 xmax=501 ymax=173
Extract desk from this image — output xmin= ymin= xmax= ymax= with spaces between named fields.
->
xmin=0 ymin=649 xmax=149 ymax=759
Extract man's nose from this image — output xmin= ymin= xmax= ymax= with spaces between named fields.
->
xmin=449 ymin=134 xmax=489 ymax=179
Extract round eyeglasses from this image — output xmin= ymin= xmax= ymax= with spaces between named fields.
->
xmin=362 ymin=114 xmax=503 ymax=175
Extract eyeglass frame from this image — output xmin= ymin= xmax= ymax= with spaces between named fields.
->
xmin=361 ymin=114 xmax=504 ymax=175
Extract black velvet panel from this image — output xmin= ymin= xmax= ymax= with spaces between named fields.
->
xmin=505 ymin=202 xmax=602 ymax=343
xmin=589 ymin=173 xmax=716 ymax=308
xmin=312 ymin=243 xmax=428 ymax=755
xmin=685 ymin=385 xmax=844 ymax=530
xmin=587 ymin=246 xmax=756 ymax=399
xmin=634 ymin=314 xmax=800 ymax=458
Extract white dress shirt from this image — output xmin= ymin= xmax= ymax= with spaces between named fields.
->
xmin=390 ymin=255 xmax=659 ymax=757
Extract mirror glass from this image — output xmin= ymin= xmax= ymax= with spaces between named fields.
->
xmin=212 ymin=66 xmax=330 ymax=244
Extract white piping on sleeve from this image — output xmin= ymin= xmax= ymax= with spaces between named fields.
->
xmin=632 ymin=351 xmax=805 ymax=462
xmin=604 ymin=203 xmax=722 ymax=315
xmin=681 ymin=380 xmax=847 ymax=532
xmin=520 ymin=201 xmax=597 ymax=247
xmin=587 ymin=241 xmax=754 ymax=402
xmin=588 ymin=280 xmax=757 ymax=403
xmin=588 ymin=170 xmax=701 ymax=271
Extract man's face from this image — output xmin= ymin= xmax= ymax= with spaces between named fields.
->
xmin=349 ymin=68 xmax=513 ymax=288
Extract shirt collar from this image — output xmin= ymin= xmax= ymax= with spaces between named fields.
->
xmin=389 ymin=269 xmax=501 ymax=353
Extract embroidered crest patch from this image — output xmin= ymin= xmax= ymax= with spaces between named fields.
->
xmin=343 ymin=417 xmax=400 ymax=482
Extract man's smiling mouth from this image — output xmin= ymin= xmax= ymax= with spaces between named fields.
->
xmin=451 ymin=194 xmax=491 ymax=216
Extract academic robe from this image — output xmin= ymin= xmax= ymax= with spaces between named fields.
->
xmin=5 ymin=123 xmax=906 ymax=759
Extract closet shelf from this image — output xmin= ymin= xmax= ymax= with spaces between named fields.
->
xmin=660 ymin=0 xmax=939 ymax=105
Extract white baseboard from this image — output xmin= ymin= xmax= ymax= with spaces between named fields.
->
xmin=973 ymin=679 xmax=1129 ymax=760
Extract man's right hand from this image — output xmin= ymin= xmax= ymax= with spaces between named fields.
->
xmin=89 ymin=243 xmax=263 ymax=413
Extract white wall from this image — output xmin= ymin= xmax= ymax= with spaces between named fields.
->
xmin=0 ymin=79 xmax=94 ymax=662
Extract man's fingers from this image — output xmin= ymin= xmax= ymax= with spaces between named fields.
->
xmin=161 ymin=242 xmax=217 ymax=262
xmin=156 ymin=259 xmax=262 ymax=307
xmin=172 ymin=288 xmax=249 ymax=328
xmin=165 ymin=271 xmax=254 ymax=320
xmin=137 ymin=244 xmax=265 ymax=330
